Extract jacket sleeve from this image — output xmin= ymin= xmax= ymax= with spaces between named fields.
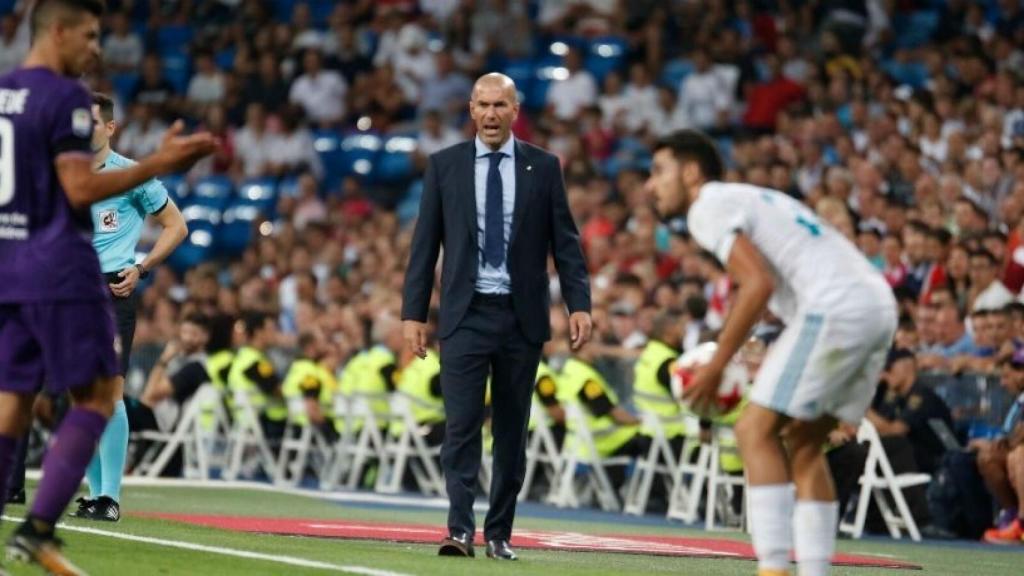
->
xmin=548 ymin=155 xmax=591 ymax=314
xmin=401 ymin=154 xmax=443 ymax=322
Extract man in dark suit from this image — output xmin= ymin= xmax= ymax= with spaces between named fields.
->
xmin=402 ymin=73 xmax=592 ymax=561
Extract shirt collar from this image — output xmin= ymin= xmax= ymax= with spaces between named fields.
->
xmin=475 ymin=134 xmax=515 ymax=159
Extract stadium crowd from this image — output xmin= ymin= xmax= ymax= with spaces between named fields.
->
xmin=3 ymin=0 xmax=1024 ymax=543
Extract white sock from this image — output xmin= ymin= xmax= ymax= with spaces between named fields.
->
xmin=748 ymin=484 xmax=795 ymax=571
xmin=793 ymin=500 xmax=839 ymax=576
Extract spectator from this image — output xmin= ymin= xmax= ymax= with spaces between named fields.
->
xmin=743 ymin=54 xmax=805 ymax=132
xmin=323 ymin=23 xmax=372 ymax=86
xmin=621 ymin=63 xmax=660 ymax=134
xmin=919 ymin=304 xmax=976 ymax=370
xmin=970 ymin=249 xmax=1015 ymax=312
xmin=132 ymin=53 xmax=178 ymax=120
xmin=137 ymin=313 xmax=213 ymax=430
xmin=115 ymin=103 xmax=168 ymax=160
xmin=232 ymin=102 xmax=273 ymax=180
xmin=102 ymin=11 xmax=143 ymax=73
xmin=265 ymin=104 xmax=323 ymax=180
xmin=289 ymin=49 xmax=348 ymax=127
xmin=547 ymin=47 xmax=598 ymax=121
xmin=0 ymin=15 xmax=25 ymax=75
xmin=416 ymin=109 xmax=461 ymax=157
xmin=418 ymin=51 xmax=471 ymax=118
xmin=186 ymin=51 xmax=227 ymax=113
xmin=676 ymin=48 xmax=730 ymax=132
xmin=975 ymin=348 xmax=1024 ymax=544
xmin=292 ymin=173 xmax=327 ymax=231
xmin=867 ymin=349 xmax=953 ymax=475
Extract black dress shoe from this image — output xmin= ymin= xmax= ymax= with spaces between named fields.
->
xmin=485 ymin=539 xmax=517 ymax=560
xmin=438 ymin=533 xmax=475 ymax=557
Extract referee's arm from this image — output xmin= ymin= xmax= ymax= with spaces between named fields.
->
xmin=138 ymin=199 xmax=187 ymax=275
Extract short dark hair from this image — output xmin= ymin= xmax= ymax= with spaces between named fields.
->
xmin=969 ymin=249 xmax=998 ymax=266
xmin=182 ymin=312 xmax=211 ymax=332
xmin=242 ymin=311 xmax=273 ymax=338
xmin=31 ymin=0 xmax=105 ymax=42
xmin=92 ymin=91 xmax=114 ymax=122
xmin=654 ymin=130 xmax=724 ymax=182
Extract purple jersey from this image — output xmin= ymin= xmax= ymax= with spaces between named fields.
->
xmin=0 ymin=67 xmax=107 ymax=302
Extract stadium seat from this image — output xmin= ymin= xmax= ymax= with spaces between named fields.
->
xmin=308 ymin=0 xmax=335 ymax=26
xmin=894 ymin=11 xmax=939 ymax=50
xmin=158 ymin=173 xmax=188 ymax=205
xmin=188 ymin=175 xmax=233 ymax=209
xmin=549 ymin=404 xmax=633 ymax=512
xmin=215 ymin=48 xmax=236 ymax=71
xmin=0 ymin=0 xmax=15 ymax=14
xmin=585 ymin=36 xmax=628 ymax=84
xmin=217 ymin=201 xmax=261 ymax=257
xmin=162 ymin=53 xmax=192 ymax=94
xmin=274 ymin=396 xmax=334 ymax=488
xmin=167 ymin=209 xmax=217 ymax=272
xmin=313 ymin=129 xmax=345 ymax=190
xmin=396 ymin=180 xmax=423 ymax=228
xmin=156 ymin=24 xmax=194 ymax=56
xmin=838 ymin=420 xmax=932 ymax=542
xmin=375 ymin=135 xmax=418 ymax=184
xmin=374 ymin=395 xmax=445 ymax=496
xmin=881 ymin=60 xmax=930 ymax=90
xmin=339 ymin=132 xmax=383 ymax=182
xmin=236 ymin=178 xmax=279 ymax=213
xmin=661 ymin=58 xmax=694 ymax=89
xmin=502 ymin=58 xmax=536 ymax=106
xmin=109 ymin=72 xmax=140 ymax=106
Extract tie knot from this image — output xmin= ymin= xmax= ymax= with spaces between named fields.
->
xmin=486 ymin=152 xmax=505 ymax=165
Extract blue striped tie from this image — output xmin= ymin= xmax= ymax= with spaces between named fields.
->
xmin=484 ymin=152 xmax=505 ymax=268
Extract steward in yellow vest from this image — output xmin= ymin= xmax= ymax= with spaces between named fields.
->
xmin=531 ymin=360 xmax=566 ymax=449
xmin=227 ymin=312 xmax=287 ymax=439
xmin=282 ymin=333 xmax=340 ymax=442
xmin=390 ymin=348 xmax=445 ymax=445
xmin=633 ymin=313 xmax=687 ymax=452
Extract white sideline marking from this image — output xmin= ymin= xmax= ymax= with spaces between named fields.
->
xmin=1 ymin=515 xmax=413 ymax=576
xmin=24 ymin=470 xmax=483 ymax=511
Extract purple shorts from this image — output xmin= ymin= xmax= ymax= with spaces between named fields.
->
xmin=0 ymin=300 xmax=120 ymax=394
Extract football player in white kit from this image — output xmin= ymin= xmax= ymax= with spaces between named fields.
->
xmin=646 ymin=130 xmax=897 ymax=576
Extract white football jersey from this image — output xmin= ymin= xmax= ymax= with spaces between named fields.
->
xmin=687 ymin=182 xmax=891 ymax=323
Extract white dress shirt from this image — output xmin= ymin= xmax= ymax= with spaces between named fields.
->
xmin=474 ymin=135 xmax=516 ymax=294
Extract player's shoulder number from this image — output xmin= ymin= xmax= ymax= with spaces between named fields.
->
xmin=759 ymin=189 xmax=821 ymax=237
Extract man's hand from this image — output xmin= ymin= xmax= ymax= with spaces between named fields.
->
xmin=152 ymin=120 xmax=219 ymax=174
xmin=683 ymin=363 xmax=723 ymax=417
xmin=569 ymin=311 xmax=592 ymax=351
xmin=109 ymin=266 xmax=140 ymax=297
xmin=403 ymin=320 xmax=428 ymax=359
xmin=158 ymin=339 xmax=181 ymax=365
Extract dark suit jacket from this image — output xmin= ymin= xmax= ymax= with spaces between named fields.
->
xmin=401 ymin=139 xmax=591 ymax=344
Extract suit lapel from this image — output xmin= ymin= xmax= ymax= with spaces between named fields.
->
xmin=461 ymin=141 xmax=477 ymax=240
xmin=510 ymin=140 xmax=531 ymax=246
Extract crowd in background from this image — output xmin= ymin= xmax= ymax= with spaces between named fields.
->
xmin=3 ymin=0 xmax=1024 ymax=538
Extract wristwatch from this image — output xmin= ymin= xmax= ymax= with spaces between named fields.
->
xmin=134 ymin=263 xmax=150 ymax=279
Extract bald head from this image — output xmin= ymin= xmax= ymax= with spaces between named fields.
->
xmin=470 ymin=73 xmax=520 ymax=150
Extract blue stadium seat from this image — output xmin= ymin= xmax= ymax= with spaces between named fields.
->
xmin=109 ymin=72 xmax=140 ymax=106
xmin=236 ymin=178 xmax=279 ymax=213
xmin=585 ymin=36 xmax=628 ymax=83
xmin=894 ymin=11 xmax=939 ymax=49
xmin=167 ymin=207 xmax=219 ymax=272
xmin=881 ymin=60 xmax=930 ymax=89
xmin=217 ymin=201 xmax=261 ymax=257
xmin=339 ymin=133 xmax=382 ymax=182
xmin=313 ymin=129 xmax=345 ymax=190
xmin=188 ymin=175 xmax=233 ymax=209
xmin=278 ymin=176 xmax=301 ymax=198
xmin=162 ymin=53 xmax=192 ymax=94
xmin=502 ymin=59 xmax=536 ymax=106
xmin=376 ymin=136 xmax=418 ymax=184
xmin=0 ymin=0 xmax=15 ymax=15
xmin=215 ymin=48 xmax=236 ymax=71
xmin=308 ymin=0 xmax=335 ymax=26
xmin=661 ymin=58 xmax=694 ymax=89
xmin=396 ymin=180 xmax=423 ymax=228
xmin=529 ymin=65 xmax=561 ymax=110
xmin=157 ymin=24 xmax=194 ymax=56
xmin=271 ymin=0 xmax=298 ymax=22
xmin=158 ymin=173 xmax=188 ymax=205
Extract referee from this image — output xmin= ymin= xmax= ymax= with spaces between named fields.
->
xmin=73 ymin=92 xmax=188 ymax=522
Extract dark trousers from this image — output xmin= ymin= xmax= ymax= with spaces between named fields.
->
xmin=105 ymin=272 xmax=139 ymax=378
xmin=440 ymin=293 xmax=541 ymax=541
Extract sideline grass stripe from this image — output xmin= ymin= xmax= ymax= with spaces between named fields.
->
xmin=2 ymin=515 xmax=412 ymax=576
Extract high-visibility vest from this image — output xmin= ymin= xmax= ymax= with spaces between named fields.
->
xmin=338 ymin=346 xmax=395 ymax=429
xmin=529 ymin=361 xmax=560 ymax=431
xmin=282 ymin=358 xmax=322 ymax=427
xmin=390 ymin=350 xmax=445 ymax=437
xmin=633 ymin=340 xmax=685 ymax=438
xmin=559 ymin=358 xmax=638 ymax=457
xmin=227 ymin=346 xmax=287 ymax=422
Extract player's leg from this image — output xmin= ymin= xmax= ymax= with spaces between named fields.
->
xmin=0 ymin=393 xmax=39 ymax=517
xmin=735 ymin=404 xmax=794 ymax=576
xmin=977 ymin=442 xmax=1016 ymax=514
xmin=85 ymin=291 xmax=135 ymax=521
xmin=784 ymin=416 xmax=840 ymax=576
xmin=740 ymin=316 xmax=823 ymax=576
xmin=6 ymin=301 xmax=118 ymax=575
xmin=985 ymin=445 xmax=1024 ymax=543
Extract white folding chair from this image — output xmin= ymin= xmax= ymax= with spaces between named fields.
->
xmin=133 ymin=384 xmax=230 ymax=479
xmin=839 ymin=419 xmax=931 ymax=541
xmin=623 ymin=412 xmax=680 ymax=515
xmin=222 ymin=388 xmax=278 ymax=481
xmin=549 ymin=403 xmax=632 ymax=512
xmin=339 ymin=393 xmax=389 ymax=490
xmin=375 ymin=395 xmax=445 ymax=496
xmin=518 ymin=402 xmax=564 ymax=502
xmin=321 ymin=393 xmax=352 ymax=491
xmin=702 ymin=426 xmax=747 ymax=531
xmin=666 ymin=415 xmax=713 ymax=524
xmin=274 ymin=396 xmax=333 ymax=487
